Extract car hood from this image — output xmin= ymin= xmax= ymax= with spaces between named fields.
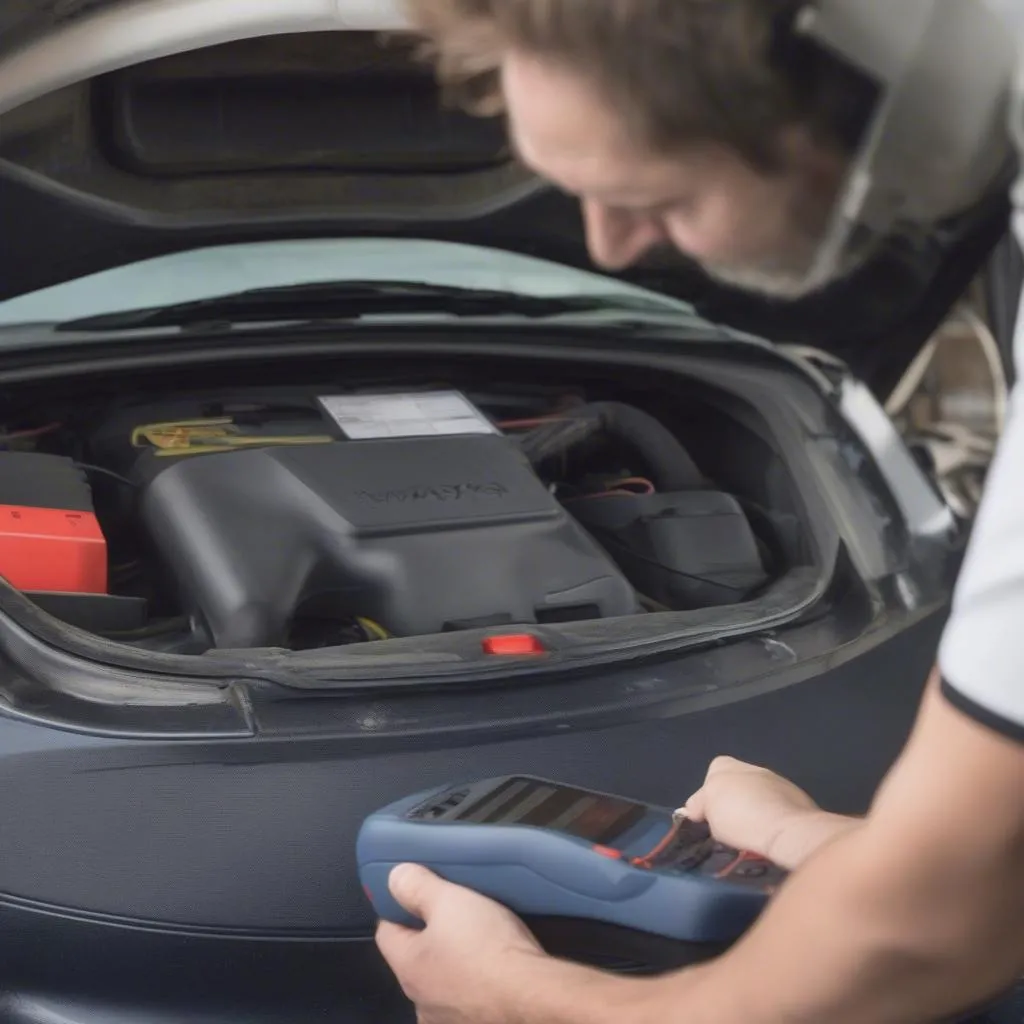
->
xmin=0 ymin=0 xmax=1012 ymax=393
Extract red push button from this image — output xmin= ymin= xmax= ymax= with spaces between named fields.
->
xmin=482 ymin=634 xmax=546 ymax=656
xmin=592 ymin=845 xmax=623 ymax=860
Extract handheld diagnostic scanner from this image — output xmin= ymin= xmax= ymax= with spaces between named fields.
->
xmin=357 ymin=776 xmax=786 ymax=946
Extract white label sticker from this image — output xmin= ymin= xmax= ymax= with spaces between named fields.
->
xmin=318 ymin=391 xmax=499 ymax=440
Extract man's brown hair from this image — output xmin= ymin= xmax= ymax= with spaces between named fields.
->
xmin=403 ymin=0 xmax=875 ymax=172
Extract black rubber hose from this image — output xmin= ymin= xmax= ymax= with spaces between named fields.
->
xmin=518 ymin=402 xmax=703 ymax=491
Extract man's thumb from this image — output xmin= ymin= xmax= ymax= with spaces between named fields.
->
xmin=388 ymin=863 xmax=444 ymax=917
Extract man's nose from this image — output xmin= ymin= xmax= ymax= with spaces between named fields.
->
xmin=581 ymin=200 xmax=666 ymax=270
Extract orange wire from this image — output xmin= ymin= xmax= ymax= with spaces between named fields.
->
xmin=607 ymin=476 xmax=656 ymax=495
xmin=562 ymin=477 xmax=657 ymax=502
xmin=631 ymin=819 xmax=682 ymax=869
xmin=0 ymin=421 xmax=62 ymax=442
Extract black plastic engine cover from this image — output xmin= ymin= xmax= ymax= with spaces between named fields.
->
xmin=140 ymin=435 xmax=639 ymax=648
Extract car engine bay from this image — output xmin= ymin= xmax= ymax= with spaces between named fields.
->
xmin=0 ymin=353 xmax=812 ymax=656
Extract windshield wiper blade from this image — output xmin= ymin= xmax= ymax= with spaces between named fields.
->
xmin=57 ymin=280 xmax=676 ymax=332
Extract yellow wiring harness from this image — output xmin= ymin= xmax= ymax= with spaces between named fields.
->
xmin=130 ymin=418 xmax=334 ymax=457
xmin=357 ymin=618 xmax=391 ymax=641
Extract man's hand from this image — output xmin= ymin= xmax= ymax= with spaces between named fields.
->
xmin=373 ymin=762 xmax=853 ymax=1021
xmin=684 ymin=756 xmax=858 ymax=869
xmin=375 ymin=864 xmax=546 ymax=1023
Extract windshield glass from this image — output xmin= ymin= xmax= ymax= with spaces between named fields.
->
xmin=0 ymin=238 xmax=695 ymax=327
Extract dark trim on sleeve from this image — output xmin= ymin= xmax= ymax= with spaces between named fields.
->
xmin=941 ymin=677 xmax=1024 ymax=745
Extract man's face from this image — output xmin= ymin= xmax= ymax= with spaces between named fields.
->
xmin=501 ymin=51 xmax=850 ymax=298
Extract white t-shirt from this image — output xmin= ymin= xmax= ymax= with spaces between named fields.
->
xmin=939 ymin=2 xmax=1024 ymax=733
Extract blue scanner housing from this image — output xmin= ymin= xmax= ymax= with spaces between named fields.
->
xmin=357 ymin=776 xmax=785 ymax=946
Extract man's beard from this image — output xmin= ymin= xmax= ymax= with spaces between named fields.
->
xmin=698 ymin=211 xmax=887 ymax=300
xmin=699 ymin=259 xmax=824 ymax=299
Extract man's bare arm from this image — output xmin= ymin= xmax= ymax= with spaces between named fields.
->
xmin=489 ymin=676 xmax=1024 ymax=1024
xmin=651 ymin=676 xmax=1024 ymax=1022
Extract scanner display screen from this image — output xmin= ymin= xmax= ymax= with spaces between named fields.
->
xmin=452 ymin=778 xmax=647 ymax=845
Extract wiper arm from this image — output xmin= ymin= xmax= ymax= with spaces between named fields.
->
xmin=57 ymin=280 xmax=674 ymax=332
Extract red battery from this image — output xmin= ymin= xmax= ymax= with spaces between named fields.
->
xmin=0 ymin=453 xmax=108 ymax=594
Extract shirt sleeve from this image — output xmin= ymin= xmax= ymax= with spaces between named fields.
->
xmin=939 ymin=383 xmax=1024 ymax=741
xmin=940 ymin=34 xmax=1024 ymax=736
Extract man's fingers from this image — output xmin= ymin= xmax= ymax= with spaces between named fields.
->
xmin=686 ymin=756 xmax=757 ymax=820
xmin=388 ymin=863 xmax=448 ymax=918
xmin=707 ymin=755 xmax=745 ymax=776
xmin=375 ymin=919 xmax=418 ymax=967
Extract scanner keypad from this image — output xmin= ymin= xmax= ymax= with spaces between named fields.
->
xmin=649 ymin=820 xmax=715 ymax=871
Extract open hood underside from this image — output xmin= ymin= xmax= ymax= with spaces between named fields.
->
xmin=0 ymin=4 xmax=1012 ymax=395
